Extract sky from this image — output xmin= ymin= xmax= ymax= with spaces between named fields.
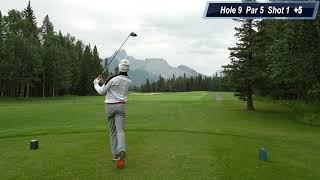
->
xmin=0 ymin=0 xmax=238 ymax=75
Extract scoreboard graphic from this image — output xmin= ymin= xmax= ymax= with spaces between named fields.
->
xmin=203 ymin=1 xmax=319 ymax=19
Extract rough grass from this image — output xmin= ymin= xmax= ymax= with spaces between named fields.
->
xmin=0 ymin=92 xmax=319 ymax=179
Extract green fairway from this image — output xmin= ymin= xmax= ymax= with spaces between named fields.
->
xmin=0 ymin=92 xmax=319 ymax=179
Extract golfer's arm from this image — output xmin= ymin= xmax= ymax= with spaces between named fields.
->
xmin=104 ymin=80 xmax=114 ymax=91
xmin=94 ymin=84 xmax=107 ymax=95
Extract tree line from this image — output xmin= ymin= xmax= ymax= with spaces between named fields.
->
xmin=2 ymin=1 xmax=320 ymax=108
xmin=224 ymin=8 xmax=320 ymax=110
xmin=0 ymin=2 xmax=102 ymax=98
xmin=136 ymin=73 xmax=229 ymax=92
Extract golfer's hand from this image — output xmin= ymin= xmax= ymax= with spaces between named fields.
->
xmin=93 ymin=76 xmax=101 ymax=84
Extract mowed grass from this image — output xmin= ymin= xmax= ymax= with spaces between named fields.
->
xmin=0 ymin=92 xmax=320 ymax=179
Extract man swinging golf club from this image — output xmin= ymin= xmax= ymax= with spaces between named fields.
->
xmin=93 ymin=59 xmax=131 ymax=168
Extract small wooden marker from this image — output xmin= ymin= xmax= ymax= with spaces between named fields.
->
xmin=259 ymin=148 xmax=268 ymax=161
xmin=30 ymin=140 xmax=38 ymax=150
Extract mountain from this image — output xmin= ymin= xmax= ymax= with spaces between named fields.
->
xmin=102 ymin=50 xmax=200 ymax=85
xmin=177 ymin=65 xmax=199 ymax=76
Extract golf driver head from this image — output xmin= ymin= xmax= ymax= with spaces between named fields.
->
xmin=101 ymin=32 xmax=137 ymax=75
xmin=130 ymin=32 xmax=137 ymax=37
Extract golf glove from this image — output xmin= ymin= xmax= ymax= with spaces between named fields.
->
xmin=93 ymin=78 xmax=100 ymax=85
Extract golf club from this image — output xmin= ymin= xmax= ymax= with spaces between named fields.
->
xmin=101 ymin=32 xmax=137 ymax=75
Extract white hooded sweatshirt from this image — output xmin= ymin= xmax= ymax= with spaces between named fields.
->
xmin=94 ymin=75 xmax=131 ymax=104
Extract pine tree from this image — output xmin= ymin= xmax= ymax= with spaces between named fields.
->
xmin=40 ymin=15 xmax=54 ymax=44
xmin=40 ymin=15 xmax=55 ymax=97
xmin=22 ymin=1 xmax=41 ymax=98
xmin=92 ymin=46 xmax=102 ymax=75
xmin=0 ymin=10 xmax=6 ymax=97
xmin=224 ymin=19 xmax=257 ymax=111
xmin=0 ymin=11 xmax=3 ymax=49
xmin=72 ymin=40 xmax=83 ymax=94
xmin=54 ymin=32 xmax=72 ymax=95
xmin=78 ymin=45 xmax=92 ymax=95
xmin=145 ymin=78 xmax=151 ymax=92
xmin=90 ymin=45 xmax=103 ymax=94
xmin=4 ymin=10 xmax=25 ymax=97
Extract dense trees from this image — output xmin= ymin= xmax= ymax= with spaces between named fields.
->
xmin=0 ymin=2 xmax=102 ymax=97
xmin=138 ymin=74 xmax=229 ymax=92
xmin=224 ymin=11 xmax=320 ymax=110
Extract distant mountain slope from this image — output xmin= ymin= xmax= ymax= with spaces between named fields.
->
xmin=102 ymin=50 xmax=200 ymax=85
xmin=177 ymin=65 xmax=199 ymax=76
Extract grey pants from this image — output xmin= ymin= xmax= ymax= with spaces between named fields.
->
xmin=105 ymin=104 xmax=126 ymax=156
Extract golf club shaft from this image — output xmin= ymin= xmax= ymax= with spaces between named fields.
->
xmin=101 ymin=34 xmax=131 ymax=75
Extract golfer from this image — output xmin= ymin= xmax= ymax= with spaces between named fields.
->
xmin=93 ymin=59 xmax=131 ymax=165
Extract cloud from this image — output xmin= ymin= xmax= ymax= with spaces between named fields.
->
xmin=0 ymin=0 xmax=237 ymax=75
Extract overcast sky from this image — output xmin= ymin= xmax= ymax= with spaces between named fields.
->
xmin=0 ymin=0 xmax=238 ymax=75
